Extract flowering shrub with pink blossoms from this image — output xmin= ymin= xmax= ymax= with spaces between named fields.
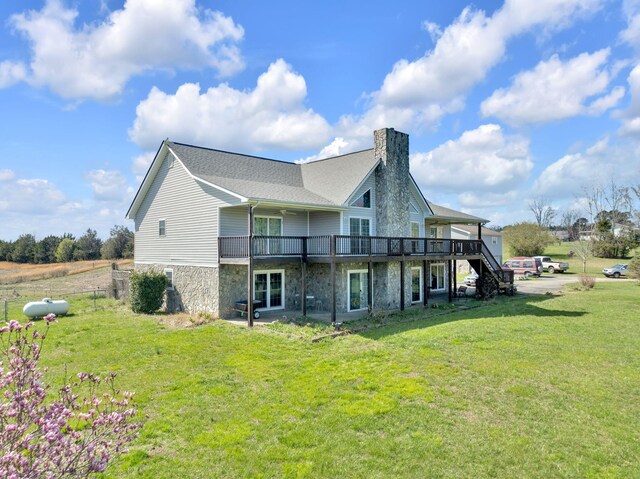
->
xmin=0 ymin=314 xmax=140 ymax=478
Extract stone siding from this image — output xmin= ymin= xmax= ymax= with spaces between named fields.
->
xmin=135 ymin=263 xmax=219 ymax=315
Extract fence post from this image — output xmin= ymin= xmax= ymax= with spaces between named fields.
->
xmin=4 ymin=300 xmax=7 ymax=322
xmin=93 ymin=290 xmax=97 ymax=310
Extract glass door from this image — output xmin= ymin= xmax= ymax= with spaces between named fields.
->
xmin=349 ymin=218 xmax=370 ymax=254
xmin=430 ymin=263 xmax=445 ymax=291
xmin=253 ymin=271 xmax=284 ymax=310
xmin=254 ymin=217 xmax=282 ymax=255
xmin=411 ymin=267 xmax=422 ymax=303
xmin=348 ymin=270 xmax=369 ymax=311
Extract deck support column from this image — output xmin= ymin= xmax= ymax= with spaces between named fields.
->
xmin=367 ymin=261 xmax=373 ymax=313
xmin=423 ymin=260 xmax=428 ymax=307
xmin=330 ymin=260 xmax=336 ymax=326
xmin=301 ymin=261 xmax=307 ymax=316
xmin=448 ymin=260 xmax=453 ymax=303
xmin=247 ymin=204 xmax=254 ymax=327
xmin=400 ymin=260 xmax=405 ymax=311
xmin=453 ymin=259 xmax=457 ymax=298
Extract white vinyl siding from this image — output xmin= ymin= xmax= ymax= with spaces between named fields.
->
xmin=219 ymin=206 xmax=309 ymax=236
xmin=308 ymin=211 xmax=340 ymax=236
xmin=344 ymin=173 xmax=376 ymax=235
xmin=134 ymin=151 xmax=240 ymax=265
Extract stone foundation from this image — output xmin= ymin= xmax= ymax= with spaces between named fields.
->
xmin=135 ymin=263 xmax=219 ymax=315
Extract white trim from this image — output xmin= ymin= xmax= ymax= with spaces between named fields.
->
xmin=135 ymin=261 xmax=219 ymax=268
xmin=307 ymin=211 xmax=310 ymax=236
xmin=163 ymin=268 xmax=174 ymax=290
xmin=411 ymin=266 xmax=422 ymax=304
xmin=339 ymin=211 xmax=344 ymax=234
xmin=253 ymin=269 xmax=285 ymax=311
xmin=349 ymin=188 xmax=372 ymax=209
xmin=347 ymin=269 xmax=370 ymax=312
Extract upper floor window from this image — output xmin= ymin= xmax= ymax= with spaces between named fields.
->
xmin=411 ymin=222 xmax=420 ymax=238
xmin=492 ymin=236 xmax=498 ymax=245
xmin=159 ymin=219 xmax=166 ymax=237
xmin=429 ymin=226 xmax=442 ymax=238
xmin=350 ymin=189 xmax=371 ymax=208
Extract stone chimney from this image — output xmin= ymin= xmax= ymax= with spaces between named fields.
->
xmin=374 ymin=128 xmax=410 ymax=237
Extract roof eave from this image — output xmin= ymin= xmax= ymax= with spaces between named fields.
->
xmin=243 ymin=198 xmax=346 ymax=212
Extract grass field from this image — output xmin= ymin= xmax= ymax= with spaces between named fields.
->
xmin=8 ymin=280 xmax=636 ymax=478
xmin=0 ymin=259 xmax=132 ymax=285
xmin=504 ymin=241 xmax=639 ymax=275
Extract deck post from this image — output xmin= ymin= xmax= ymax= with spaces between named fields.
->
xmin=330 ymin=260 xmax=336 ymax=325
xmin=453 ymin=259 xmax=457 ymax=298
xmin=448 ymin=260 xmax=453 ymax=303
xmin=478 ymin=223 xmax=482 ymax=240
xmin=301 ymin=261 xmax=307 ymax=316
xmin=423 ymin=260 xmax=428 ymax=307
xmin=247 ymin=204 xmax=254 ymax=327
xmin=400 ymin=260 xmax=405 ymax=311
xmin=367 ymin=261 xmax=373 ymax=313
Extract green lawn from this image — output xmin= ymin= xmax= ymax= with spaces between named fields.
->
xmin=16 ymin=282 xmax=640 ymax=478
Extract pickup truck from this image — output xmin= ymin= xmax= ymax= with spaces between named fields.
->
xmin=533 ymin=256 xmax=569 ymax=274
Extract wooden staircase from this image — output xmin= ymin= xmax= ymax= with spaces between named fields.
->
xmin=468 ymin=242 xmax=515 ymax=295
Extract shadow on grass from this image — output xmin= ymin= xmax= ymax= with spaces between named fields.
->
xmin=358 ymin=294 xmax=587 ymax=341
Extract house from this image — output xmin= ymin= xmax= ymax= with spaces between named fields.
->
xmin=451 ymin=225 xmax=503 ymax=271
xmin=127 ymin=128 xmax=512 ymax=324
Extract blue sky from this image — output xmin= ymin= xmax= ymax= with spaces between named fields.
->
xmin=1 ymin=0 xmax=640 ymax=240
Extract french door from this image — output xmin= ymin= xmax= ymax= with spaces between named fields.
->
xmin=349 ymin=217 xmax=370 ymax=254
xmin=253 ymin=271 xmax=284 ymax=310
xmin=348 ymin=270 xmax=369 ymax=311
xmin=254 ymin=217 xmax=282 ymax=255
xmin=430 ymin=263 xmax=445 ymax=291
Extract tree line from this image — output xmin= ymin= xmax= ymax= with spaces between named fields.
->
xmin=0 ymin=225 xmax=134 ymax=264
xmin=502 ymin=180 xmax=640 ymax=262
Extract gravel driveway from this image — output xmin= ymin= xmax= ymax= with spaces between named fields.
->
xmin=515 ymin=274 xmax=634 ymax=294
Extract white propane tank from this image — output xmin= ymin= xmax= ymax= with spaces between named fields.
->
xmin=23 ymin=298 xmax=70 ymax=318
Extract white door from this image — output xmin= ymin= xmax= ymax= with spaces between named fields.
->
xmin=348 ymin=270 xmax=369 ymax=311
xmin=411 ymin=267 xmax=422 ymax=303
xmin=253 ymin=271 xmax=284 ymax=310
xmin=430 ymin=263 xmax=445 ymax=291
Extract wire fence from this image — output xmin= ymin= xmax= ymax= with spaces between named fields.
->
xmin=1 ymin=289 xmax=113 ymax=322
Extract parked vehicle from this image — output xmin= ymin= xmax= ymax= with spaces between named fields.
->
xmin=463 ymin=271 xmax=478 ymax=286
xmin=602 ymin=264 xmax=628 ymax=278
xmin=502 ymin=257 xmax=543 ymax=278
xmin=533 ymin=256 xmax=570 ymax=274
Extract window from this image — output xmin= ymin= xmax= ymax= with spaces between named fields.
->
xmin=492 ymin=236 xmax=498 ymax=245
xmin=253 ymin=270 xmax=284 ymax=310
xmin=164 ymin=268 xmax=174 ymax=290
xmin=411 ymin=222 xmax=420 ymax=238
xmin=429 ymin=226 xmax=442 ymax=238
xmin=349 ymin=218 xmax=370 ymax=254
xmin=411 ymin=267 xmax=422 ymax=303
xmin=350 ymin=189 xmax=371 ymax=208
xmin=159 ymin=219 xmax=166 ymax=237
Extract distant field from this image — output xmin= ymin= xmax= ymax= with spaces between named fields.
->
xmin=0 ymin=259 xmax=132 ymax=285
xmin=504 ymin=241 xmax=639 ymax=275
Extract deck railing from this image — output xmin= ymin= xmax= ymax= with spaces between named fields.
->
xmin=218 ymin=235 xmax=483 ymax=259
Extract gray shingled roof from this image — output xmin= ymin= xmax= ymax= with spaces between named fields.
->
xmin=168 ymin=142 xmax=378 ymax=207
xmin=452 ymin=224 xmax=502 ymax=236
xmin=428 ymin=202 xmax=487 ymax=223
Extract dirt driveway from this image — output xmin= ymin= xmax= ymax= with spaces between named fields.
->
xmin=515 ymin=274 xmax=634 ymax=294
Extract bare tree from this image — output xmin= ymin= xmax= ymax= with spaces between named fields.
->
xmin=560 ymin=209 xmax=580 ymax=241
xmin=529 ymin=196 xmax=556 ymax=227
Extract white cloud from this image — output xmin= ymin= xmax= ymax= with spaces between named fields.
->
xmin=481 ymin=49 xmax=623 ymax=125
xmin=129 ymin=59 xmax=331 ymax=151
xmin=0 ymin=61 xmax=27 ymax=88
xmin=132 ymin=152 xmax=155 ymax=182
xmin=308 ymin=0 xmax=600 ymax=156
xmin=458 ymin=191 xmax=520 ymax=208
xmin=297 ymin=137 xmax=350 ymax=164
xmin=0 ymin=169 xmax=16 ymax=181
xmin=7 ymin=0 xmax=244 ymax=100
xmin=410 ymin=124 xmax=533 ymax=193
xmin=621 ymin=0 xmax=640 ymax=50
xmin=0 ymin=177 xmax=67 ymax=213
xmin=86 ymin=169 xmax=134 ymax=202
xmin=619 ymin=64 xmax=640 ymax=136
xmin=533 ymin=137 xmax=640 ymax=196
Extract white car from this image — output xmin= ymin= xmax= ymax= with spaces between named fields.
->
xmin=463 ymin=271 xmax=479 ymax=286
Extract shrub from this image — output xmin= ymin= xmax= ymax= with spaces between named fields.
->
xmin=130 ymin=271 xmax=168 ymax=313
xmin=628 ymin=258 xmax=640 ymax=282
xmin=0 ymin=315 xmax=140 ymax=477
xmin=578 ymin=273 xmax=596 ymax=289
xmin=503 ymin=222 xmax=554 ymax=257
